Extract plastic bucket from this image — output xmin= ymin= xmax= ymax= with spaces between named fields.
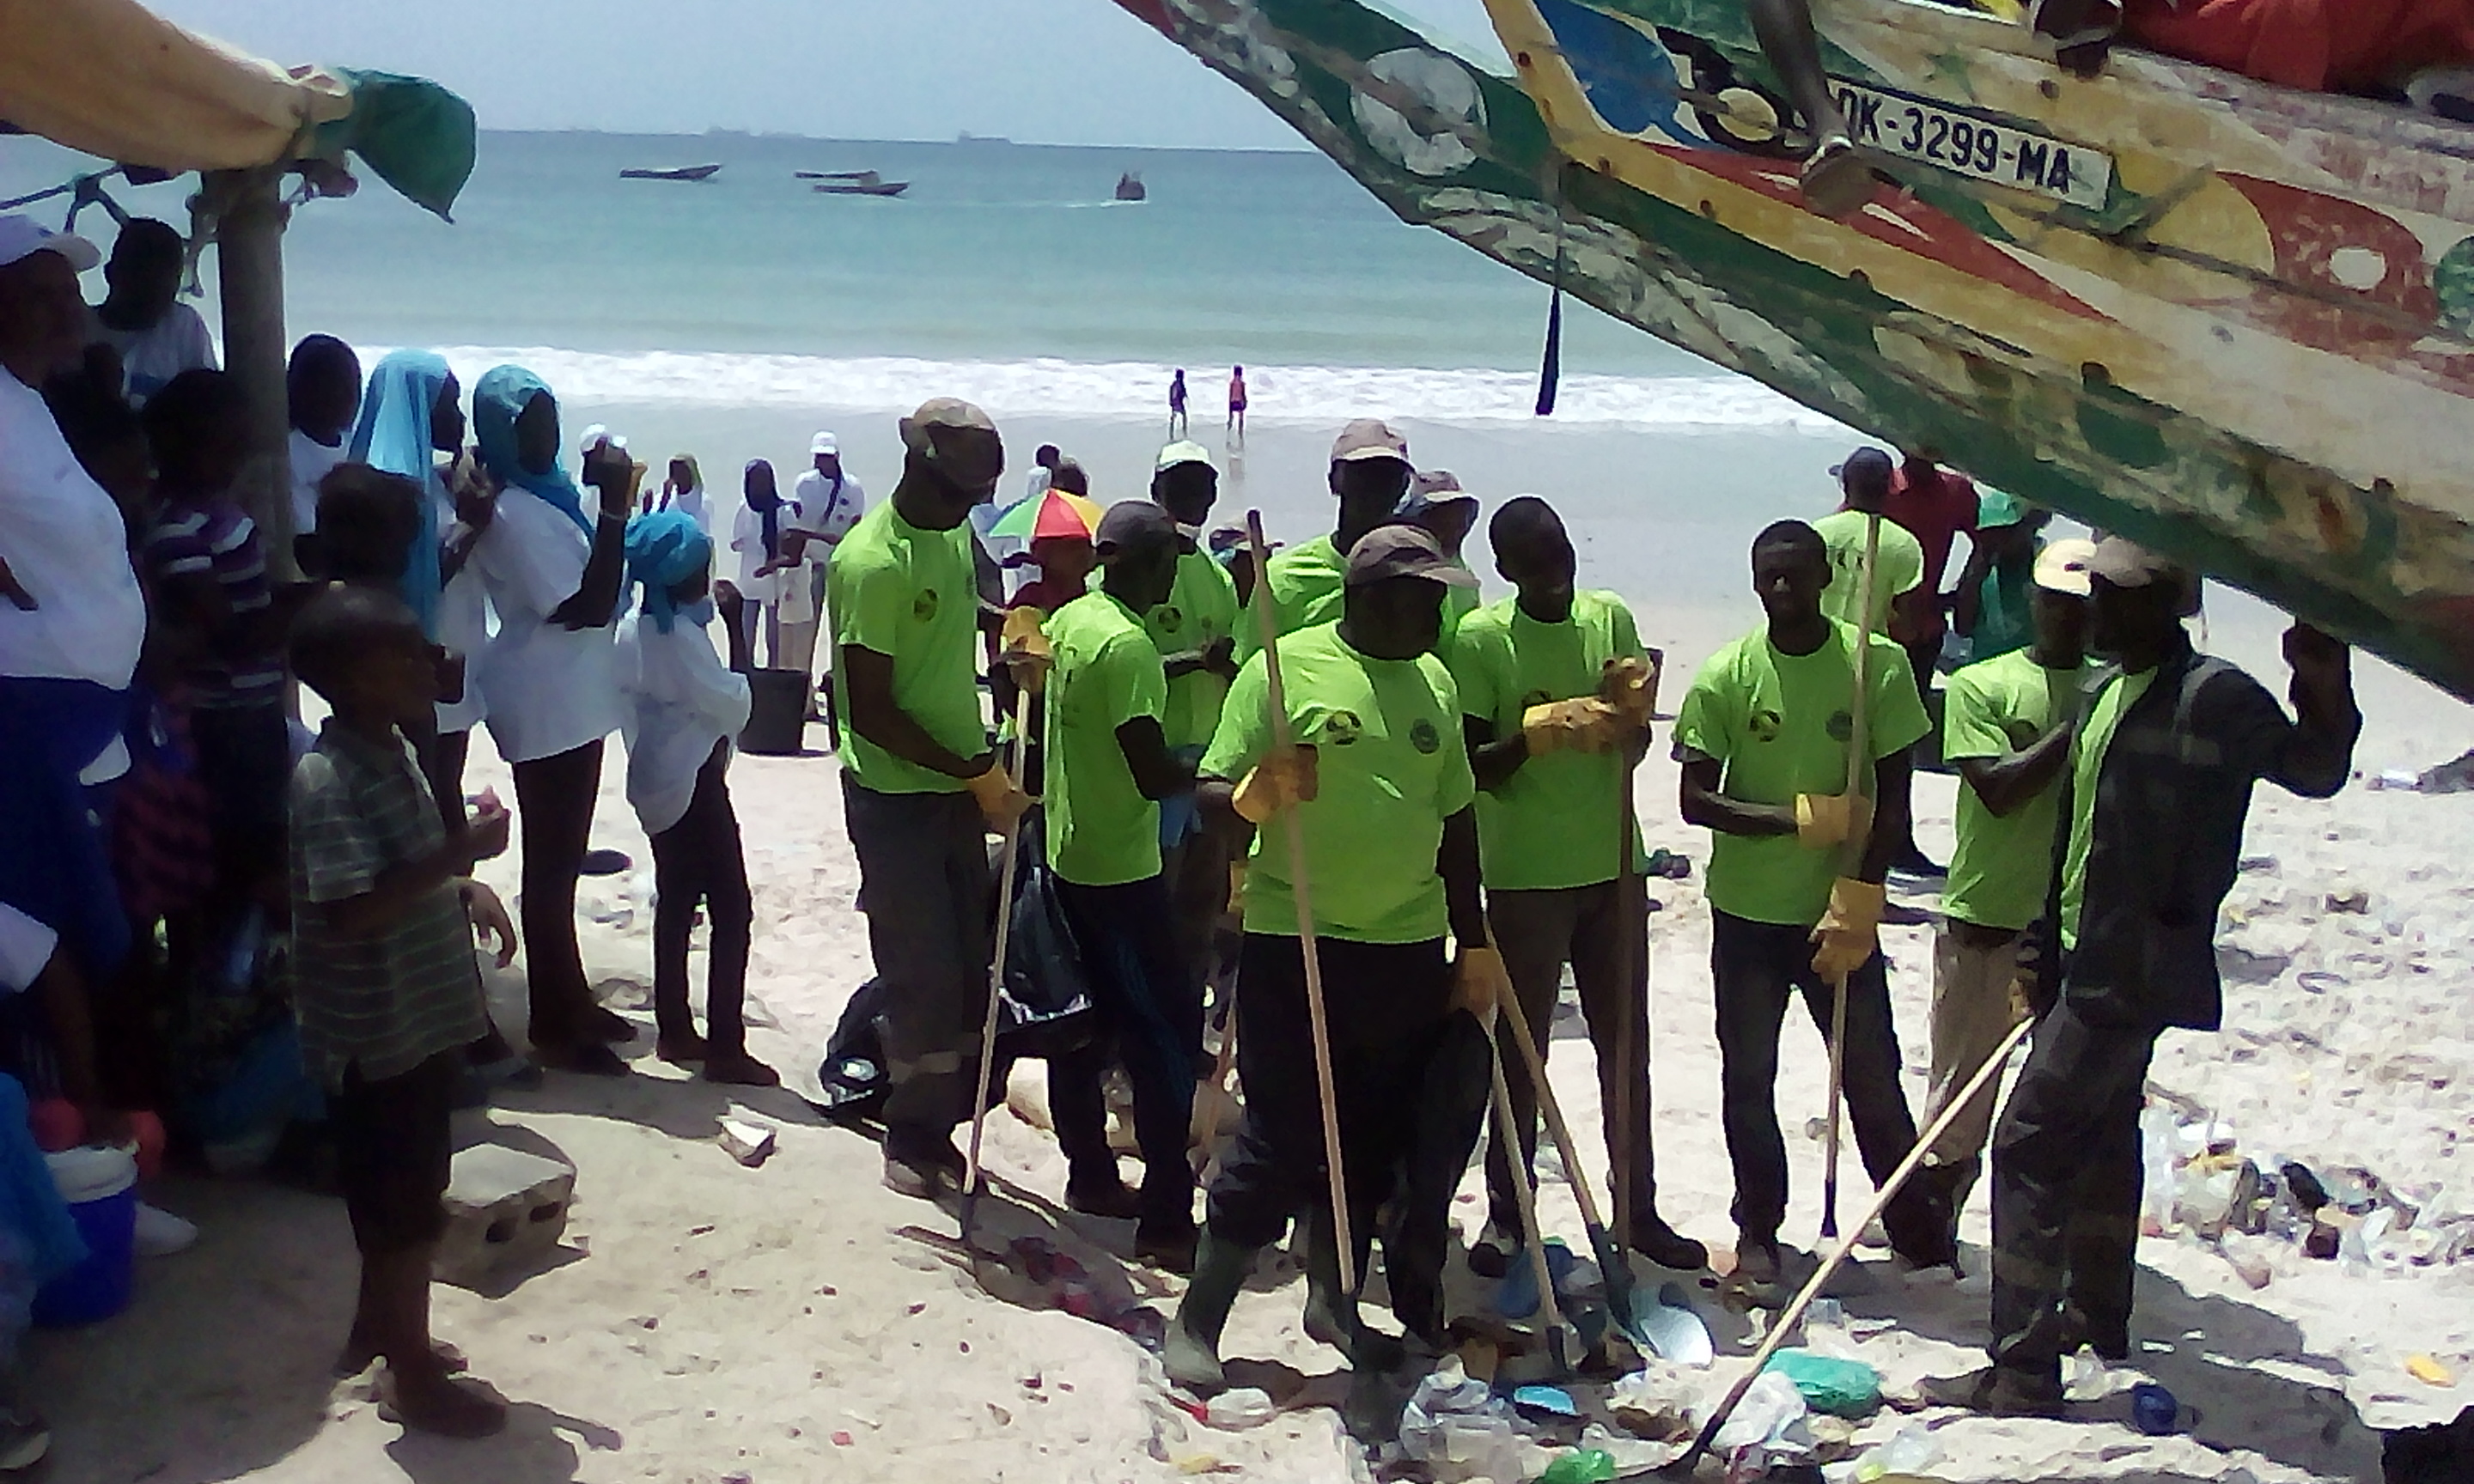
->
xmin=740 ymin=668 xmax=812 ymax=756
xmin=32 ymin=1145 xmax=137 ymax=1327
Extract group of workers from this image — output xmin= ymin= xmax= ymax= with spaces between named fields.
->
xmin=822 ymin=396 xmax=2362 ymax=1417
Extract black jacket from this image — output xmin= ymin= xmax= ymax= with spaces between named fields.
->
xmin=2029 ymin=638 xmax=2357 ymax=1032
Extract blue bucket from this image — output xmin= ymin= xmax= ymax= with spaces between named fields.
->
xmin=32 ymin=1146 xmax=137 ymax=1328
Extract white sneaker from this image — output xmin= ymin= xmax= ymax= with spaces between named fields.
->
xmin=133 ymin=1202 xmax=198 ymax=1256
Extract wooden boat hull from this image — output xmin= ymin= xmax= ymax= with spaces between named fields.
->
xmin=1111 ymin=0 xmax=2474 ymax=698
xmin=813 ymin=181 xmax=909 ymax=196
xmin=619 ymin=163 xmax=721 ymax=181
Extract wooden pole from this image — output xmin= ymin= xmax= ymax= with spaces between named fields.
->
xmin=1244 ymin=510 xmax=1356 ymax=1296
xmin=210 ymin=167 xmax=294 ymax=576
xmin=1489 ymin=1032 xmax=1573 ymax=1371
xmin=960 ymin=703 xmax=1033 ymax=1241
xmin=1820 ymin=511 xmax=1882 ymax=1240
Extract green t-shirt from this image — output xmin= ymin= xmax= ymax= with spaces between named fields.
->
xmin=1200 ymin=623 xmax=1477 ymax=944
xmin=1235 ymin=534 xmax=1345 ymax=664
xmin=1147 ymin=548 xmax=1240 ymax=751
xmin=1941 ymin=648 xmax=2090 ymax=932
xmin=826 ymin=502 xmax=986 ymax=794
xmin=2059 ymin=666 xmax=2154 ymax=949
xmin=1814 ymin=509 xmax=1925 ymax=636
xmin=1968 ymin=556 xmax=2036 ymax=665
xmin=1441 ymin=564 xmax=1480 ymax=643
xmin=1447 ymin=591 xmax=1646 ymax=891
xmin=1672 ymin=619 xmax=1932 ymax=927
xmin=1043 ymin=592 xmax=1169 ymax=887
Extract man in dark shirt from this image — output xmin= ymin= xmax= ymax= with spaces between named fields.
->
xmin=1929 ymin=538 xmax=2359 ymax=1415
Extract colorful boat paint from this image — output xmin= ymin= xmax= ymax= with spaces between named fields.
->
xmin=1110 ymin=0 xmax=2474 ymax=698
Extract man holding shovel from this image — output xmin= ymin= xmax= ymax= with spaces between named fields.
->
xmin=1165 ymin=526 xmax=1502 ymax=1391
xmin=1673 ymin=520 xmax=1954 ymax=1294
xmin=1448 ymin=496 xmax=1708 ymax=1277
xmin=827 ymin=398 xmax=1031 ymax=1200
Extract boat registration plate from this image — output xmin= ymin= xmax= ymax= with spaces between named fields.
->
xmin=1831 ymin=82 xmax=2112 ymax=210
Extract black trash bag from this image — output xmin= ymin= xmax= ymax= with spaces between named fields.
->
xmin=813 ymin=976 xmax=890 ymax=1123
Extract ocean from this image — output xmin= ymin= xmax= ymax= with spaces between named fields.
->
xmin=0 ymin=130 xmax=1832 ymax=434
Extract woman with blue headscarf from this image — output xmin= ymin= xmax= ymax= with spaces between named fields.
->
xmin=469 ymin=365 xmax=636 ymax=1075
xmin=615 ymin=511 xmax=775 ymax=1086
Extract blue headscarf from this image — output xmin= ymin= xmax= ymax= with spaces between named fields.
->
xmin=472 ymin=365 xmax=592 ymax=537
xmin=625 ymin=509 xmax=713 ymax=633
xmin=347 ymin=349 xmax=454 ymax=637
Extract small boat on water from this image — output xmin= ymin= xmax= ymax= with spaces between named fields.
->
xmin=1115 ymin=171 xmax=1148 ymax=201
xmin=801 ymin=168 xmax=909 ymax=197
xmin=618 ymin=163 xmax=721 ymax=182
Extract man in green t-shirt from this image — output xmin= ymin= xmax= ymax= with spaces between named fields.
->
xmin=1448 ymin=497 xmax=1706 ymax=1277
xmin=1948 ymin=490 xmax=2046 ymax=667
xmin=1234 ymin=419 xmax=1414 ymax=663
xmin=1815 ymin=446 xmax=1941 ymax=879
xmin=826 ymin=398 xmax=1032 ymax=1201
xmin=1166 ymin=526 xmax=1501 ymax=1391
xmin=1039 ymin=502 xmax=1206 ymax=1269
xmin=1147 ymin=441 xmax=1244 ymax=1007
xmin=1673 ymin=520 xmax=1953 ymax=1287
xmin=1927 ymin=538 xmax=2358 ymax=1417
xmin=1915 ymin=538 xmax=2095 ymax=1234
xmin=1404 ymin=471 xmax=1483 ymax=642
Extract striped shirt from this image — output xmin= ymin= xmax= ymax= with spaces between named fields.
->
xmin=143 ymin=495 xmax=284 ymax=708
xmin=288 ymin=721 xmax=486 ymax=1089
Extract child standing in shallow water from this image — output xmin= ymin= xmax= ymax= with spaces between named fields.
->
xmin=287 ymin=585 xmax=512 ymax=1437
xmin=616 ymin=511 xmax=777 ymax=1086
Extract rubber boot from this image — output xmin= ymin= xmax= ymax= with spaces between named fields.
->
xmin=1299 ymin=1204 xmax=1405 ymax=1373
xmin=1164 ymin=1228 xmax=1252 ymax=1394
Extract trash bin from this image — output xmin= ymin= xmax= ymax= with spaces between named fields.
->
xmin=741 ymin=668 xmax=811 ymax=756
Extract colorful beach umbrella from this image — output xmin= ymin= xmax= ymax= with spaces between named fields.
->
xmin=990 ymin=490 xmax=1102 ymax=542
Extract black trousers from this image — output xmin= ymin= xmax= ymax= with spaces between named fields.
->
xmin=650 ymin=745 xmax=753 ymax=1054
xmin=1989 ymin=997 xmax=2155 ymax=1384
xmin=1709 ymin=909 xmax=1939 ymax=1255
xmin=1485 ymin=880 xmax=1660 ymax=1238
xmin=842 ymin=779 xmax=991 ymax=1134
xmin=1204 ymin=934 xmax=1451 ymax=1257
xmin=1048 ymin=874 xmax=1203 ymax=1229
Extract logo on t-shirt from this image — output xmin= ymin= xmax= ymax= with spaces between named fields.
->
xmin=1826 ymin=710 xmax=1854 ymax=743
xmin=1155 ymin=604 xmax=1184 ymax=633
xmin=1750 ymin=709 xmax=1783 ymax=743
xmin=913 ymin=588 xmax=939 ymax=621
xmin=1410 ymin=717 xmax=1441 ymax=754
xmin=1319 ymin=709 xmax=1363 ymax=745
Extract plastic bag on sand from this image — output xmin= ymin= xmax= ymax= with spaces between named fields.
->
xmin=1205 ymin=1387 xmax=1276 ymax=1430
xmin=1401 ymin=1358 xmax=1521 ymax=1480
xmin=1608 ymin=1363 xmax=1700 ymax=1441
xmin=1712 ymin=1371 xmax=1813 ymax=1460
xmin=1764 ymin=1348 xmax=1880 ymax=1419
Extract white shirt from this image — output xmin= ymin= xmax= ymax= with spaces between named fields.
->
xmin=0 ymin=371 xmax=144 ymax=690
xmin=431 ymin=465 xmax=492 ymax=735
xmin=789 ymin=470 xmax=865 ymax=554
xmin=289 ymin=429 xmax=347 ymax=538
xmin=0 ymin=903 xmax=54 ymax=994
xmin=89 ymin=301 xmax=216 ymax=404
xmin=730 ymin=502 xmax=786 ymax=601
xmin=615 ymin=611 xmax=749 ymax=836
xmin=472 ymin=495 xmax=622 ymax=764
xmin=1023 ymin=466 xmax=1052 ymax=506
xmin=647 ymin=482 xmax=709 ymax=531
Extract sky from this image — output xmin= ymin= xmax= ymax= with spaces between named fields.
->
xmin=144 ymin=0 xmax=1508 ymax=149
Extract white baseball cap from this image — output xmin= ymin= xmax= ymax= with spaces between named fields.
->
xmin=811 ymin=431 xmax=839 ymax=456
xmin=1155 ymin=440 xmax=1215 ymax=473
xmin=0 ymin=215 xmax=100 ymax=273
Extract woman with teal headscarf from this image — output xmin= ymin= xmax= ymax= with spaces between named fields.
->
xmin=614 ymin=511 xmax=774 ymax=1086
xmin=468 ymin=365 xmax=637 ymax=1075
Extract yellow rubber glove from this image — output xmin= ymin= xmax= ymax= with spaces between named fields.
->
xmin=998 ymin=606 xmax=1054 ymax=695
xmin=1231 ymin=744 xmax=1318 ymax=824
xmin=966 ymin=763 xmax=1033 ymax=835
xmin=1794 ymin=792 xmax=1874 ymax=851
xmin=1454 ymin=945 xmax=1513 ymax=1029
xmin=1809 ymin=878 xmax=1887 ymax=985
xmin=1521 ymin=697 xmax=1622 ymax=755
xmin=1598 ymin=654 xmax=1661 ymax=730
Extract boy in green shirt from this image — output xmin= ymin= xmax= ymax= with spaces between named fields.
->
xmin=1234 ymin=419 xmax=1413 ymax=663
xmin=1039 ymin=502 xmax=1205 ymax=1268
xmin=1167 ymin=526 xmax=1503 ymax=1391
xmin=1147 ymin=442 xmax=1243 ymax=1006
xmin=1814 ymin=446 xmax=1941 ymax=879
xmin=1673 ymin=520 xmax=1953 ymax=1286
xmin=1916 ymin=539 xmax=2095 ymax=1232
xmin=827 ymin=398 xmax=1032 ymax=1200
xmin=1448 ymin=497 xmax=1705 ymax=1275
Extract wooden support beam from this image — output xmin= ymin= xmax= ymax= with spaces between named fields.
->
xmin=209 ymin=167 xmax=293 ymax=575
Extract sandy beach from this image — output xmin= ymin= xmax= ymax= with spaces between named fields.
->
xmin=33 ymin=404 xmax=2474 ymax=1484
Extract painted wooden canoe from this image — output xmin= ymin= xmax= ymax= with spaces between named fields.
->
xmin=1110 ymin=0 xmax=2474 ymax=699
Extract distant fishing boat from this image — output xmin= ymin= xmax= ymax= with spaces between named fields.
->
xmin=1115 ymin=171 xmax=1148 ymax=201
xmin=801 ymin=168 xmax=909 ymax=198
xmin=618 ymin=163 xmax=721 ymax=182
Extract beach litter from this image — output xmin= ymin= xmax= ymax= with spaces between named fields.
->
xmin=1762 ymin=1350 xmax=1880 ymax=1419
xmin=717 ymin=1117 xmax=776 ymax=1166
xmin=1203 ymin=1387 xmax=1276 ymax=1430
